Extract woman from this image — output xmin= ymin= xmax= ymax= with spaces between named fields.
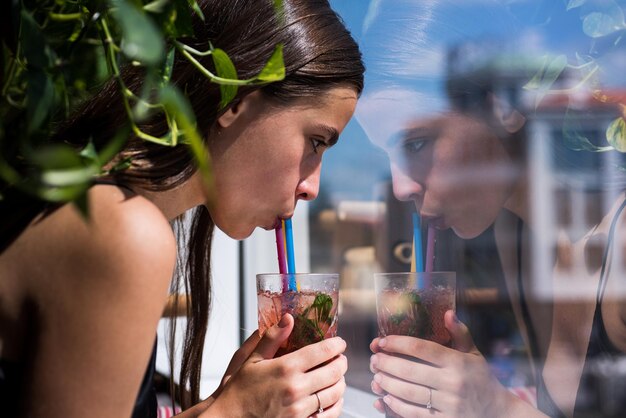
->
xmin=0 ymin=0 xmax=364 ymax=416
xmin=357 ymin=0 xmax=626 ymax=417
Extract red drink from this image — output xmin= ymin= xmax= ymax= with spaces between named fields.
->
xmin=376 ymin=286 xmax=454 ymax=346
xmin=257 ymin=287 xmax=339 ymax=356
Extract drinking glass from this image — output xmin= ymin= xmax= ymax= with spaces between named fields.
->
xmin=257 ymin=273 xmax=339 ymax=356
xmin=374 ymin=272 xmax=456 ymax=346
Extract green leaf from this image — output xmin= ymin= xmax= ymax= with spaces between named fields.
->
xmin=311 ymin=293 xmax=333 ymax=325
xmin=20 ymin=10 xmax=53 ymax=69
xmin=563 ymin=110 xmax=613 ymax=152
xmin=161 ymin=48 xmax=176 ymax=85
xmin=273 ymin=0 xmax=285 ymax=23
xmin=72 ymin=191 xmax=90 ymax=220
xmin=29 ymin=144 xmax=82 ymax=170
xmin=173 ymin=0 xmax=194 ymax=37
xmin=41 ymin=166 xmax=99 ymax=187
xmin=80 ymin=141 xmax=99 ymax=163
xmin=523 ymin=55 xmax=550 ymax=91
xmin=583 ymin=12 xmax=625 ymax=38
xmin=523 ymin=54 xmax=567 ymax=108
xmin=110 ymin=0 xmax=165 ymax=65
xmin=567 ymin=0 xmax=587 ymax=11
xmin=607 ymin=117 xmax=626 ymax=152
xmin=256 ymin=44 xmax=285 ymax=82
xmin=211 ymin=48 xmax=239 ymax=109
xmin=188 ymin=0 xmax=204 ymax=21
xmin=143 ymin=0 xmax=170 ymax=13
xmin=159 ymin=85 xmax=215 ymax=202
xmin=26 ymin=71 xmax=55 ymax=134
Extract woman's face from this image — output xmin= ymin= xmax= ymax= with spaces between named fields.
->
xmin=383 ymin=112 xmax=518 ymax=239
xmin=207 ymin=87 xmax=358 ymax=239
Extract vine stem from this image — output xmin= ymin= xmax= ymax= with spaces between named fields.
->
xmin=100 ymin=17 xmax=174 ymax=146
xmin=175 ymin=41 xmax=252 ymax=86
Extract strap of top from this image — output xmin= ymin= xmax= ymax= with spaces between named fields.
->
xmin=596 ymin=197 xmax=626 ymax=306
xmin=516 ymin=218 xmax=541 ymax=360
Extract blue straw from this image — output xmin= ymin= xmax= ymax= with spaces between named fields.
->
xmin=413 ymin=212 xmax=423 ymax=272
xmin=284 ymin=218 xmax=297 ymax=290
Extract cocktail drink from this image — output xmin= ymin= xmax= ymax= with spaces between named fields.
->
xmin=375 ymin=272 xmax=456 ymax=346
xmin=257 ymin=273 xmax=339 ymax=356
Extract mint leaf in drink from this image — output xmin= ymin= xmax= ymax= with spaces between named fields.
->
xmin=311 ymin=293 xmax=333 ymax=325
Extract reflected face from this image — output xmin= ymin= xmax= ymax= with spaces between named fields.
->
xmin=379 ymin=112 xmax=518 ymax=239
xmin=207 ymin=87 xmax=358 ymax=239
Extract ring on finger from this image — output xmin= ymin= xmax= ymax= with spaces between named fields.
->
xmin=426 ymin=387 xmax=433 ymax=410
xmin=315 ymin=392 xmax=324 ymax=414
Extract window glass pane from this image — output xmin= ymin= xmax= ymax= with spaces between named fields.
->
xmin=319 ymin=1 xmax=626 ymax=414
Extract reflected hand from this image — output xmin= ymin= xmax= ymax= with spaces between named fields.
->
xmin=369 ymin=310 xmax=509 ymax=418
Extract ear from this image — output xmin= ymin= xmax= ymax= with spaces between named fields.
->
xmin=491 ymin=93 xmax=526 ymax=134
xmin=216 ymin=91 xmax=261 ymax=129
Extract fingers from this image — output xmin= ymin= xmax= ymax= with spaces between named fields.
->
xmin=376 ymin=335 xmax=447 ymax=367
xmin=314 ymin=397 xmax=344 ymax=418
xmin=383 ymin=393 xmax=444 ymax=417
xmin=373 ymin=397 xmax=386 ymax=414
xmin=370 ymin=337 xmax=382 ymax=353
xmin=309 ymin=376 xmax=346 ymax=417
xmin=303 ymin=354 xmax=347 ymax=393
xmin=370 ymin=352 xmax=441 ymax=388
xmin=248 ymin=314 xmax=293 ymax=362
xmin=373 ymin=372 xmax=434 ymax=408
xmin=226 ymin=330 xmax=261 ymax=371
xmin=285 ymin=336 xmax=347 ymax=371
xmin=444 ymin=310 xmax=477 ymax=354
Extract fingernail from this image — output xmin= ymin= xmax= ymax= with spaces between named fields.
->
xmin=374 ymin=373 xmax=382 ymax=383
xmin=379 ymin=338 xmax=387 ymax=348
xmin=383 ymin=394 xmax=393 ymax=405
xmin=370 ymin=355 xmax=378 ymax=372
xmin=371 ymin=381 xmax=382 ymax=395
xmin=278 ymin=315 xmax=289 ymax=328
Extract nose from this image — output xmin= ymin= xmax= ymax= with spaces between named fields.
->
xmin=390 ymin=162 xmax=423 ymax=203
xmin=296 ymin=164 xmax=321 ymax=201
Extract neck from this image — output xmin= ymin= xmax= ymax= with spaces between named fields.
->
xmin=135 ymin=172 xmax=206 ymax=220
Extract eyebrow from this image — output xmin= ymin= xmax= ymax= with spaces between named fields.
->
xmin=386 ymin=126 xmax=431 ymax=148
xmin=314 ymin=124 xmax=339 ymax=146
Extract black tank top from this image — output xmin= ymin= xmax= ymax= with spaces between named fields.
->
xmin=517 ymin=199 xmax=626 ymax=417
xmin=0 ymin=180 xmax=159 ymax=417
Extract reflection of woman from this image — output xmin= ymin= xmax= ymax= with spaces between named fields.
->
xmin=368 ymin=106 xmax=626 ymax=418
xmin=357 ymin=1 xmax=626 ymax=417
xmin=0 ymin=0 xmax=363 ymax=417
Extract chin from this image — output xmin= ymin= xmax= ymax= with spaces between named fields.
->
xmin=451 ymin=225 xmax=485 ymax=240
xmin=216 ymin=221 xmax=255 ymax=240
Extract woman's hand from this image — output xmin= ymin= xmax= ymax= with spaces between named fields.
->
xmin=205 ymin=313 xmax=347 ymax=417
xmin=369 ymin=310 xmax=531 ymax=418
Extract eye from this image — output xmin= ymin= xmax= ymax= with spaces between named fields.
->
xmin=401 ymin=137 xmax=427 ymax=154
xmin=309 ymin=137 xmax=328 ymax=154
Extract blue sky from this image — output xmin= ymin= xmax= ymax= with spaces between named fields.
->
xmin=316 ymin=0 xmax=626 ymax=206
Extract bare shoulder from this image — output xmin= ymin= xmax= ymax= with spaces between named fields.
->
xmin=16 ymin=185 xmax=177 ymax=297
xmin=1 ymin=185 xmax=179 ymax=415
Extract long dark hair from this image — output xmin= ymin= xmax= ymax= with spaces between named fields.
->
xmin=49 ymin=0 xmax=363 ymax=408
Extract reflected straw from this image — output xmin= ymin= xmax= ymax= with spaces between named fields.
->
xmin=411 ymin=212 xmax=423 ymax=273
xmin=425 ymin=225 xmax=436 ymax=273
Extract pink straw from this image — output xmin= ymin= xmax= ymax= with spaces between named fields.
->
xmin=275 ymin=224 xmax=287 ymax=277
xmin=425 ymin=225 xmax=436 ymax=272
